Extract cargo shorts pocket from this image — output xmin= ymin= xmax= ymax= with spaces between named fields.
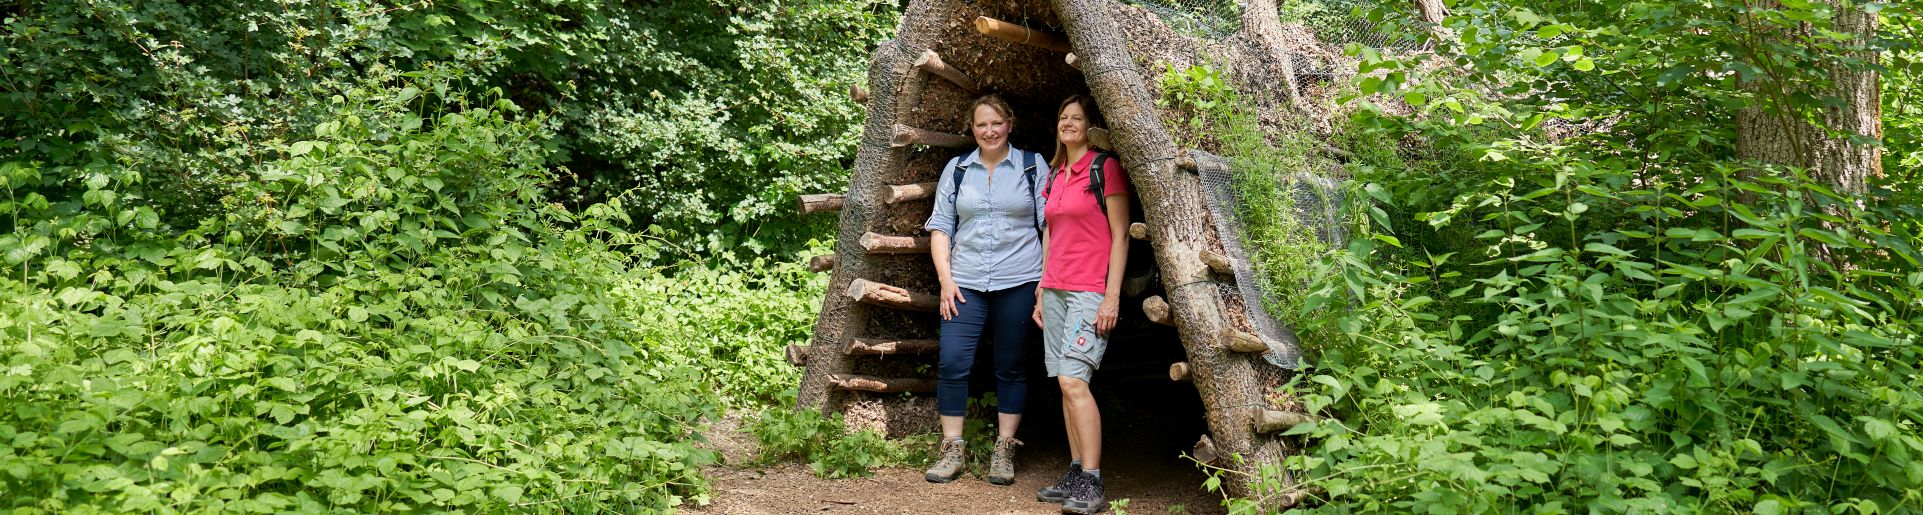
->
xmin=1062 ymin=319 xmax=1106 ymax=368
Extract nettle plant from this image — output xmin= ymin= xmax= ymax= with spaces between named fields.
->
xmin=1242 ymin=0 xmax=1923 ymax=512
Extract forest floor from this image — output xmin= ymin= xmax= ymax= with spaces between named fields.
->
xmin=691 ymin=411 xmax=1227 ymax=515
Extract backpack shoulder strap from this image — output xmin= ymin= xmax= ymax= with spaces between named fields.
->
xmin=948 ymin=156 xmax=968 ymax=228
xmin=1089 ymin=151 xmax=1110 ymax=216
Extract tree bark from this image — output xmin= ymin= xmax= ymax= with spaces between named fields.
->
xmin=1734 ymin=0 xmax=1881 ymax=195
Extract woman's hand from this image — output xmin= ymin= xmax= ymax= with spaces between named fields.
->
xmin=1032 ymin=290 xmax=1045 ymax=328
xmin=939 ymin=280 xmax=964 ymax=321
xmin=1095 ymin=295 xmax=1120 ymax=336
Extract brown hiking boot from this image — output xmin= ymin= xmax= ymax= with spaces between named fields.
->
xmin=987 ymin=437 xmax=1022 ymax=485
xmin=924 ymin=438 xmax=966 ymax=483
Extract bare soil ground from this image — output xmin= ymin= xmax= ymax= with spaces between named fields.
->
xmin=692 ymin=368 xmax=1226 ymax=515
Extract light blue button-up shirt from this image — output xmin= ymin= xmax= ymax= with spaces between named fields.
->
xmin=923 ymin=146 xmax=1048 ymax=292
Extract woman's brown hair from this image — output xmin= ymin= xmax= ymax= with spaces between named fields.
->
xmin=962 ymin=94 xmax=1017 ymax=135
xmin=1049 ymin=94 xmax=1106 ymax=170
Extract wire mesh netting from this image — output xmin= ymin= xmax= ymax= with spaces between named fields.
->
xmin=1191 ymin=151 xmax=1345 ymax=372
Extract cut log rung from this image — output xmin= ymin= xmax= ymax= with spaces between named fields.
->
xmin=974 ymin=16 xmax=1074 ymax=53
xmin=914 ymin=50 xmax=979 ymax=92
xmin=891 ymin=124 xmax=971 ymax=149
xmin=845 ymin=278 xmax=939 ymax=312
xmin=1143 ymin=295 xmax=1175 ymax=326
xmin=1221 ymin=328 xmax=1269 ymax=353
xmin=848 ymin=337 xmax=940 ymax=356
xmin=859 ymin=232 xmax=930 ymax=254
xmin=798 ymin=193 xmax=845 ymax=216
xmin=887 ymin=182 xmax=937 ymax=204
xmin=808 ymin=254 xmax=836 ymax=273
xmin=829 ymin=374 xmax=936 ymax=394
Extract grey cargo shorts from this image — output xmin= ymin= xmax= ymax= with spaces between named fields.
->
xmin=1042 ymin=288 xmax=1108 ymax=382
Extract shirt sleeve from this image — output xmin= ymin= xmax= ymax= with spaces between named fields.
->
xmin=924 ymin=157 xmax=960 ymax=237
xmin=1101 ymin=155 xmax=1130 ymax=197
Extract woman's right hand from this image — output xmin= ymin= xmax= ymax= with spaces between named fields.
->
xmin=1031 ymin=290 xmax=1044 ymax=328
xmin=940 ymin=280 xmax=964 ymax=321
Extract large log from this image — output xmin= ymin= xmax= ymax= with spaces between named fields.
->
xmin=844 ymin=278 xmax=939 ymax=312
xmin=848 ymin=337 xmax=940 ymax=356
xmin=798 ymin=194 xmax=845 ymax=215
xmin=1053 ymin=0 xmax=1293 ymax=503
xmin=891 ymin=124 xmax=972 ymax=149
xmin=807 ymin=254 xmax=836 ymax=273
xmin=1143 ymin=295 xmax=1174 ymax=326
xmin=887 ymin=182 xmax=938 ymax=204
xmin=974 ymin=16 xmax=1074 ymax=53
xmin=829 ymin=374 xmax=936 ymax=394
xmin=914 ymin=50 xmax=979 ymax=92
xmin=1222 ymin=328 xmax=1270 ymax=353
xmin=859 ymin=232 xmax=931 ymax=254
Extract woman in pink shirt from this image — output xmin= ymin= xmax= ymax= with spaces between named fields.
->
xmin=1030 ymin=94 xmax=1129 ymax=515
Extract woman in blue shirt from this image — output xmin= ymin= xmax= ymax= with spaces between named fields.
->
xmin=921 ymin=94 xmax=1048 ymax=486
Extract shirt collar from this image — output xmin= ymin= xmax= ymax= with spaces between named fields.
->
xmin=961 ymin=147 xmax=1022 ymax=168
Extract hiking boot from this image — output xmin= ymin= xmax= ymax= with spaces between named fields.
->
xmin=1062 ymin=474 xmax=1106 ymax=514
xmin=986 ymin=437 xmax=1022 ymax=485
xmin=1035 ymin=463 xmax=1084 ymax=503
xmin=923 ymin=438 xmax=966 ymax=483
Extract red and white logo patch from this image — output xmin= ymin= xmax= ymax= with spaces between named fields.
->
xmin=1075 ymin=336 xmax=1088 ymax=347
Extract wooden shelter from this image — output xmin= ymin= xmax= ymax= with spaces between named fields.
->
xmin=790 ymin=0 xmax=1346 ymax=507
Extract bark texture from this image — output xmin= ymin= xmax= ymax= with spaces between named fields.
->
xmin=1734 ymin=0 xmax=1881 ymax=194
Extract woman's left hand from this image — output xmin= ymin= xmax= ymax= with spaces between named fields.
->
xmin=1095 ymin=295 xmax=1120 ymax=336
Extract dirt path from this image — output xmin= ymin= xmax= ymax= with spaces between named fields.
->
xmin=691 ymin=410 xmax=1227 ymax=515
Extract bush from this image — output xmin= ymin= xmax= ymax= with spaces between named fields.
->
xmin=0 ymin=74 xmax=742 ymax=512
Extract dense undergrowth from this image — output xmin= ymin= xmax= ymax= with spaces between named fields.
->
xmin=1193 ymin=1 xmax=1923 ymax=513
xmin=0 ymin=70 xmax=828 ymax=511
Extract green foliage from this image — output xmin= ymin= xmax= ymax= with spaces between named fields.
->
xmin=1247 ymin=0 xmax=1923 ymax=512
xmin=0 ymin=66 xmax=832 ymax=510
xmin=0 ymin=0 xmax=895 ymax=257
xmin=748 ymin=404 xmax=933 ymax=479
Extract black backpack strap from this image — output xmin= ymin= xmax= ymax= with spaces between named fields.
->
xmin=947 ymin=156 xmax=968 ymax=232
xmin=1089 ymin=151 xmax=1110 ymax=217
xmin=1023 ymin=151 xmax=1045 ymax=233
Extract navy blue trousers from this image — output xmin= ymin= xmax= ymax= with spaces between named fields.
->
xmin=937 ymin=282 xmax=1038 ymax=417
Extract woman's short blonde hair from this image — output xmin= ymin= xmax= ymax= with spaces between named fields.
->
xmin=962 ymin=94 xmax=1017 ymax=134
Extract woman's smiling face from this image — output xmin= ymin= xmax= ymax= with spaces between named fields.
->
xmin=1056 ymin=102 xmax=1088 ymax=146
xmin=972 ymin=104 xmax=1010 ymax=151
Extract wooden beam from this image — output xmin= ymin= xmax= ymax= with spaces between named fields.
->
xmin=974 ymin=16 xmax=1074 ymax=53
xmin=1253 ymin=409 xmax=1317 ymax=434
xmin=848 ymin=338 xmax=940 ymax=356
xmin=1128 ymin=222 xmax=1148 ymax=240
xmin=1169 ymin=362 xmax=1191 ymax=382
xmin=828 ymin=374 xmax=936 ymax=394
xmin=891 ymin=124 xmax=971 ymax=149
xmin=1221 ymin=328 xmax=1269 ymax=353
xmin=845 ymin=278 xmax=939 ymax=312
xmin=859 ymin=232 xmax=930 ymax=254
xmin=887 ymin=182 xmax=937 ymax=204
xmin=1065 ymin=52 xmax=1083 ymax=70
xmin=1201 ymin=249 xmax=1233 ymax=276
xmin=798 ymin=194 xmax=845 ymax=215
xmin=1177 ymin=155 xmax=1199 ymax=174
xmin=786 ymin=344 xmax=809 ymax=366
xmin=1143 ymin=296 xmax=1175 ymax=326
xmin=807 ymin=254 xmax=836 ymax=273
xmin=850 ymin=84 xmax=869 ymax=104
xmin=914 ymin=50 xmax=979 ymax=92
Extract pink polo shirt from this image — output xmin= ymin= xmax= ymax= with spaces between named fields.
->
xmin=1040 ymin=151 xmax=1130 ymax=293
